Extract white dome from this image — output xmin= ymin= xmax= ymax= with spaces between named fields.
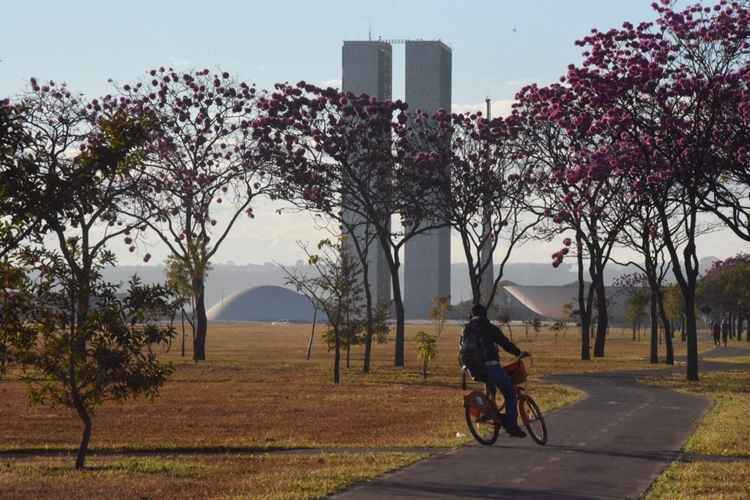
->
xmin=206 ymin=285 xmax=319 ymax=322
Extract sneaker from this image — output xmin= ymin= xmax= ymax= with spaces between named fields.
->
xmin=505 ymin=425 xmax=527 ymax=438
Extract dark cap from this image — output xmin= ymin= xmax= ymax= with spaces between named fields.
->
xmin=471 ymin=304 xmax=487 ymax=318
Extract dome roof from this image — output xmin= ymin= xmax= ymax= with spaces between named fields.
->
xmin=206 ymin=285 xmax=318 ymax=322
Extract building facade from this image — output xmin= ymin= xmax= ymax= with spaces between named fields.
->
xmin=403 ymin=41 xmax=452 ymax=319
xmin=342 ymin=40 xmax=452 ymax=319
xmin=341 ymin=41 xmax=393 ymax=309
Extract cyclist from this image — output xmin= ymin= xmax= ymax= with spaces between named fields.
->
xmin=468 ymin=303 xmax=529 ymax=438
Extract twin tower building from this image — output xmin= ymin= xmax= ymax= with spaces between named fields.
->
xmin=342 ymin=40 xmax=452 ymax=319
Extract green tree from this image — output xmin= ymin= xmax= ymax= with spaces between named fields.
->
xmin=697 ymin=256 xmax=750 ymax=341
xmin=0 ymin=99 xmax=38 ymax=257
xmin=624 ymin=288 xmax=649 ymax=342
xmin=0 ymin=261 xmax=25 ymax=374
xmin=663 ymin=285 xmax=685 ymax=341
xmin=1 ymin=250 xmax=175 ymax=469
xmin=281 ymin=239 xmax=364 ymax=384
xmin=430 ymin=296 xmax=450 ymax=338
xmin=0 ymin=82 xmax=172 ymax=469
xmin=165 ymin=255 xmax=210 ymax=358
xmin=415 ymin=331 xmax=438 ymax=380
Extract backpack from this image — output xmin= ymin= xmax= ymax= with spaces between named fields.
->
xmin=459 ymin=319 xmax=487 ymax=381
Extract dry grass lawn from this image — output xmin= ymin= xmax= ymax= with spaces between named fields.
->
xmin=0 ymin=452 xmax=426 ymax=500
xmin=644 ymin=366 xmax=750 ymax=499
xmin=647 ymin=460 xmax=750 ymax=500
xmin=0 ymin=321 xmax=713 ymax=498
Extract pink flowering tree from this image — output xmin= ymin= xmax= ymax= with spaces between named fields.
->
xmin=513 ymin=82 xmax=636 ymax=360
xmin=689 ymin=3 xmax=750 ymax=242
xmin=117 ymin=68 xmax=275 ymax=361
xmin=416 ymin=110 xmax=543 ymax=308
xmin=554 ymin=1 xmax=750 ymax=380
xmin=258 ymin=82 xmax=446 ymax=368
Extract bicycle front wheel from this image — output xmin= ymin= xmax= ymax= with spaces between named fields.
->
xmin=464 ymin=394 xmax=499 ymax=446
xmin=519 ymin=395 xmax=548 ymax=445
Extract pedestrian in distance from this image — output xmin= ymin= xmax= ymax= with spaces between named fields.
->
xmin=712 ymin=321 xmax=721 ymax=347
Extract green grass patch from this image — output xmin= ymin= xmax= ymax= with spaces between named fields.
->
xmin=112 ymin=457 xmax=209 ymax=477
xmin=646 ymin=461 xmax=750 ymax=499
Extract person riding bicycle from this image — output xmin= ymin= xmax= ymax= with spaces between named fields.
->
xmin=468 ymin=303 xmax=529 ymax=438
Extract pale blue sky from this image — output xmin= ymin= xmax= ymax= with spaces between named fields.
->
xmin=1 ymin=1 xmax=659 ymax=102
xmin=2 ymin=1 xmax=744 ymax=266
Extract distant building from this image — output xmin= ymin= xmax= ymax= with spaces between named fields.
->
xmin=498 ymin=282 xmax=629 ymax=324
xmin=341 ymin=41 xmax=393 ymax=311
xmin=206 ymin=285 xmax=321 ymax=322
xmin=403 ymin=41 xmax=452 ymax=319
xmin=449 ymin=282 xmax=629 ymax=325
xmin=342 ymin=39 xmax=452 ymax=319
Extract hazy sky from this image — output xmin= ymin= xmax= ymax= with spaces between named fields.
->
xmin=2 ymin=1 xmax=745 ymax=266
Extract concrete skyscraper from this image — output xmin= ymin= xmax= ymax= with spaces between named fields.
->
xmin=341 ymin=41 xmax=393 ymax=309
xmin=404 ymin=41 xmax=452 ymax=319
xmin=341 ymin=39 xmax=452 ymax=319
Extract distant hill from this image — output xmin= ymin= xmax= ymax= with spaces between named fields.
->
xmin=100 ymin=257 xmax=719 ymax=311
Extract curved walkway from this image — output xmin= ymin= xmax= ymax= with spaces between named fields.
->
xmin=335 ymin=347 xmax=749 ymax=500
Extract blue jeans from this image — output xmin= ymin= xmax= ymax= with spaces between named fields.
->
xmin=486 ymin=364 xmax=518 ymax=429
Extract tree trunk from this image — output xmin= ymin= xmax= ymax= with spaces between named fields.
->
xmin=649 ymin=290 xmax=659 ymax=364
xmin=307 ymin=308 xmax=317 ymax=361
xmin=736 ymin=314 xmax=743 ymax=341
xmin=346 ymin=328 xmax=351 ymax=369
xmin=664 ymin=318 xmax=674 ymax=365
xmin=74 ymin=400 xmax=92 ymax=470
xmin=470 ymin=271 xmax=482 ymax=307
xmin=685 ymin=292 xmax=698 ymax=381
xmin=576 ymin=233 xmax=591 ymax=360
xmin=192 ymin=277 xmax=208 ymax=361
xmin=362 ymin=285 xmax=374 ymax=373
xmin=656 ymin=288 xmax=674 ymax=365
xmin=180 ymin=309 xmax=186 ymax=357
xmin=593 ymin=279 xmax=608 ymax=358
xmin=333 ymin=325 xmax=341 ymax=384
xmin=681 ymin=317 xmax=686 ymax=342
xmin=390 ymin=265 xmax=405 ymax=367
xmin=738 ymin=316 xmax=743 ymax=342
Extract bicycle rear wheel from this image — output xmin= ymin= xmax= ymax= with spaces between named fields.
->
xmin=519 ymin=395 xmax=548 ymax=445
xmin=464 ymin=393 xmax=500 ymax=446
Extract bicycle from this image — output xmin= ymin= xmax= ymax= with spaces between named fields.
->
xmin=462 ymin=354 xmax=548 ymax=446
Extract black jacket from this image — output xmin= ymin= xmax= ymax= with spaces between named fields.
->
xmin=469 ymin=316 xmax=521 ymax=363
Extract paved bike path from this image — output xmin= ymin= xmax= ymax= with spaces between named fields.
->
xmin=335 ymin=349 xmax=750 ymax=500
